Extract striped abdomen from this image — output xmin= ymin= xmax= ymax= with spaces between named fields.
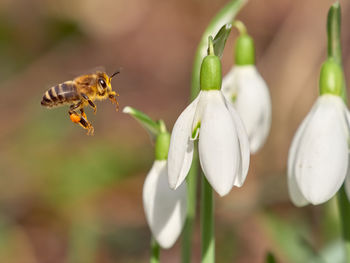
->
xmin=41 ymin=81 xmax=80 ymax=107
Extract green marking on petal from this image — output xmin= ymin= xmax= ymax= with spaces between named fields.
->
xmin=192 ymin=122 xmax=201 ymax=140
xmin=231 ymin=93 xmax=237 ymax=103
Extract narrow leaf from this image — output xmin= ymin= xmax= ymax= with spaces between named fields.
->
xmin=261 ymin=213 xmax=320 ymax=263
xmin=123 ymin=106 xmax=160 ymax=139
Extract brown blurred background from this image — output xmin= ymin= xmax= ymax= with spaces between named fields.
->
xmin=0 ymin=0 xmax=350 ymax=262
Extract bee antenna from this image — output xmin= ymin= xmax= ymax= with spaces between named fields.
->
xmin=110 ymin=71 xmax=120 ymax=79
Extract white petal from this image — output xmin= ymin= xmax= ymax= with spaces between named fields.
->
xmin=294 ymin=95 xmax=348 ymax=205
xmin=225 ymin=98 xmax=250 ymax=187
xmin=198 ymin=91 xmax=239 ymax=196
xmin=143 ymin=161 xmax=187 ymax=249
xmin=168 ymin=95 xmax=199 ymax=189
xmin=223 ymin=66 xmax=271 ymax=153
xmin=222 ymin=67 xmax=237 ymax=100
xmin=287 ymin=105 xmax=316 ymax=207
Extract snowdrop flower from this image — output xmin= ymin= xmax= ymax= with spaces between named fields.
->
xmin=143 ymin=159 xmax=187 ymax=249
xmin=222 ymin=21 xmax=271 ymax=153
xmin=288 ymin=59 xmax=350 ymax=206
xmin=168 ymin=38 xmax=250 ymax=197
xmin=123 ymin=107 xmax=187 ymax=249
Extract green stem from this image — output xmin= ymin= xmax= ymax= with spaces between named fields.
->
xmin=337 ymin=187 xmax=350 ymax=262
xmin=182 ymin=145 xmax=198 ymax=263
xmin=201 ymin=177 xmax=214 ymax=263
xmin=327 ymin=2 xmax=350 ymax=262
xmin=150 ymin=237 xmax=160 ymax=263
xmin=232 ymin=20 xmax=247 ymax=35
xmin=327 ymin=1 xmax=342 ymax=65
xmin=327 ymin=1 xmax=347 ymax=102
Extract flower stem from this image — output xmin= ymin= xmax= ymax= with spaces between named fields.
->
xmin=150 ymin=237 xmax=160 ymax=263
xmin=326 ymin=1 xmax=347 ymax=102
xmin=327 ymin=2 xmax=350 ymax=262
xmin=327 ymin=1 xmax=342 ymax=65
xmin=182 ymin=146 xmax=199 ymax=263
xmin=232 ymin=20 xmax=247 ymax=35
xmin=201 ymin=177 xmax=214 ymax=263
xmin=337 ymin=186 xmax=350 ymax=261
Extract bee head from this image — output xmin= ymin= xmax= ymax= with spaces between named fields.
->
xmin=96 ymin=71 xmax=120 ymax=97
xmin=96 ymin=72 xmax=109 ymax=94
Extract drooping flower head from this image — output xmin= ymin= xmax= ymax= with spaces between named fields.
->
xmin=222 ymin=21 xmax=271 ymax=153
xmin=123 ymin=107 xmax=187 ymax=248
xmin=168 ymin=37 xmax=250 ymax=196
xmin=287 ymin=59 xmax=350 ymax=206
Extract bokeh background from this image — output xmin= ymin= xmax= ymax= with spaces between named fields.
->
xmin=1 ymin=0 xmax=350 ymax=262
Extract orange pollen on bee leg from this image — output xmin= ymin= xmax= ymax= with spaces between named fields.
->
xmin=70 ymin=114 xmax=81 ymax=123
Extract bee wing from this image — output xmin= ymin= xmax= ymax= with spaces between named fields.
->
xmin=73 ymin=74 xmax=97 ymax=86
xmin=69 ymin=66 xmax=106 ymax=78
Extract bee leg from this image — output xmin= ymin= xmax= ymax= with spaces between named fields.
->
xmin=81 ymin=93 xmax=97 ymax=114
xmin=69 ymin=101 xmax=82 ymax=111
xmin=108 ymin=92 xmax=119 ymax=111
xmin=79 ymin=108 xmax=94 ymax=135
xmin=69 ymin=108 xmax=94 ymax=136
xmin=80 ymin=108 xmax=87 ymax=119
xmin=69 ymin=102 xmax=83 ymax=124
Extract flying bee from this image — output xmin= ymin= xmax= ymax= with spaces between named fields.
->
xmin=41 ymin=70 xmax=120 ymax=135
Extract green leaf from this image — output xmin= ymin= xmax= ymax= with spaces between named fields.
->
xmin=211 ymin=23 xmax=232 ymax=58
xmin=190 ymin=0 xmax=247 ymax=100
xmin=265 ymin=252 xmax=277 ymax=263
xmin=123 ymin=106 xmax=160 ymax=139
xmin=261 ymin=213 xmax=320 ymax=263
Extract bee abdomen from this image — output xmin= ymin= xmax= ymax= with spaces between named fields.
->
xmin=41 ymin=82 xmax=79 ymax=107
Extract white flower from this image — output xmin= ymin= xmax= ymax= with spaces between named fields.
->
xmin=143 ymin=160 xmax=187 ymax=249
xmin=287 ymin=95 xmax=350 ymax=206
xmin=167 ymin=90 xmax=250 ymax=196
xmin=222 ymin=65 xmax=271 ymax=153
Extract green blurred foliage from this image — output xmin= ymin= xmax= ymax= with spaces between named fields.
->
xmin=265 ymin=252 xmax=277 ymax=263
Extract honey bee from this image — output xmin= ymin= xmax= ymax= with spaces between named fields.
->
xmin=41 ymin=71 xmax=120 ymax=135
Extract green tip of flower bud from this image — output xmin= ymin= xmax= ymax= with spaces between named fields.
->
xmin=235 ymin=34 xmax=255 ymax=65
xmin=319 ymin=59 xmax=343 ymax=96
xmin=155 ymin=132 xmax=170 ymax=160
xmin=200 ymin=55 xmax=222 ymax=91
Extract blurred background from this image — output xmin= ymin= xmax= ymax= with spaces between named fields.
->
xmin=0 ymin=0 xmax=350 ymax=262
